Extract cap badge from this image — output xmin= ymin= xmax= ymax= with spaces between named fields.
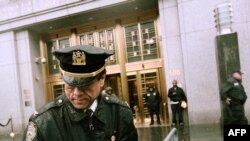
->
xmin=72 ymin=51 xmax=86 ymax=65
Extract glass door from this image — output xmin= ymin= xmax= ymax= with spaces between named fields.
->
xmin=127 ymin=69 xmax=160 ymax=124
xmin=105 ymin=74 xmax=121 ymax=97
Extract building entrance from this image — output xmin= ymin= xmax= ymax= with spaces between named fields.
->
xmin=127 ymin=69 xmax=162 ymax=124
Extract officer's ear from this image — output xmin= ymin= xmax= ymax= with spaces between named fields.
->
xmin=99 ymin=74 xmax=106 ymax=87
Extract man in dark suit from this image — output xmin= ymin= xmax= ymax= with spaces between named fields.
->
xmin=168 ymin=80 xmax=187 ymax=127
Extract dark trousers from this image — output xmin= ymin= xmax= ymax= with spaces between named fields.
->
xmin=149 ymin=110 xmax=160 ymax=123
xmin=222 ymin=104 xmax=248 ymax=125
xmin=171 ymin=103 xmax=183 ymax=124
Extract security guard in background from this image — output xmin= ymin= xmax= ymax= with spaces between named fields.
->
xmin=23 ymin=45 xmax=138 ymax=141
xmin=144 ymin=86 xmax=161 ymax=125
xmin=105 ymin=86 xmax=115 ymax=96
xmin=220 ymin=70 xmax=248 ymax=125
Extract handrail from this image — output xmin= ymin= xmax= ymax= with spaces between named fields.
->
xmin=0 ymin=116 xmax=15 ymax=138
xmin=0 ymin=118 xmax=11 ymax=127
xmin=163 ymin=127 xmax=177 ymax=141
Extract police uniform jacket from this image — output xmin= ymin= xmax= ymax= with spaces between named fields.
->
xmin=221 ymin=77 xmax=247 ymax=122
xmin=144 ymin=91 xmax=161 ymax=112
xmin=23 ymin=94 xmax=138 ymax=141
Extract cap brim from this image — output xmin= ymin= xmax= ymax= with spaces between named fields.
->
xmin=63 ymin=75 xmax=97 ymax=87
xmin=234 ymin=71 xmax=243 ymax=75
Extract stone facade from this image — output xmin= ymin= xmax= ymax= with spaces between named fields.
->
xmin=0 ymin=0 xmax=249 ymax=135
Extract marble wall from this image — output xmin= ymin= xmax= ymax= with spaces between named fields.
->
xmin=159 ymin=0 xmax=250 ymax=125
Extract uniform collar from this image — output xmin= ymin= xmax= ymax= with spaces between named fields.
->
xmin=92 ymin=95 xmax=107 ymax=124
xmin=229 ymin=77 xmax=241 ymax=84
xmin=86 ymin=100 xmax=98 ymax=113
xmin=66 ymin=101 xmax=86 ymax=122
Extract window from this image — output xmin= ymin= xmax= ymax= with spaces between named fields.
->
xmin=125 ymin=25 xmax=141 ymax=62
xmin=124 ymin=21 xmax=159 ymax=63
xmin=79 ymin=28 xmax=117 ymax=65
xmin=47 ymin=38 xmax=70 ymax=75
xmin=141 ymin=22 xmax=158 ymax=60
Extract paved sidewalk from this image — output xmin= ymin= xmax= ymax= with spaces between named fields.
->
xmin=0 ymin=134 xmax=22 ymax=141
xmin=136 ymin=123 xmax=223 ymax=141
xmin=1 ymin=123 xmax=223 ymax=141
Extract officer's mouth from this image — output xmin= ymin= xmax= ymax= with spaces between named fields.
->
xmin=72 ymin=98 xmax=89 ymax=104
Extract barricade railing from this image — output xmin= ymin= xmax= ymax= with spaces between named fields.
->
xmin=163 ymin=127 xmax=177 ymax=141
xmin=0 ymin=116 xmax=15 ymax=139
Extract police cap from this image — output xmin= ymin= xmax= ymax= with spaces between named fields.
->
xmin=231 ymin=70 xmax=243 ymax=75
xmin=53 ymin=45 xmax=114 ymax=86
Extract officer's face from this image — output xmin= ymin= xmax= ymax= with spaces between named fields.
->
xmin=106 ymin=90 xmax=112 ymax=95
xmin=232 ymin=72 xmax=242 ymax=80
xmin=64 ymin=75 xmax=105 ymax=109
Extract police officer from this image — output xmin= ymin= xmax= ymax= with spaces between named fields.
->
xmin=220 ymin=70 xmax=248 ymax=125
xmin=23 ymin=45 xmax=138 ymax=141
xmin=105 ymin=86 xmax=114 ymax=96
xmin=168 ymin=80 xmax=187 ymax=127
xmin=144 ymin=86 xmax=161 ymax=125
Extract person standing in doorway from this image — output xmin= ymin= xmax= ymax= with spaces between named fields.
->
xmin=105 ymin=86 xmax=115 ymax=96
xmin=168 ymin=80 xmax=187 ymax=127
xmin=144 ymin=86 xmax=161 ymax=125
xmin=220 ymin=70 xmax=248 ymax=125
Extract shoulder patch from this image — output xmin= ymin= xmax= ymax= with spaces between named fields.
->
xmin=234 ymin=82 xmax=239 ymax=86
xmin=32 ymin=95 xmax=66 ymax=118
xmin=26 ymin=122 xmax=37 ymax=141
xmin=103 ymin=94 xmax=129 ymax=107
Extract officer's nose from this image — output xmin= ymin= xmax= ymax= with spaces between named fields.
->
xmin=72 ymin=87 xmax=83 ymax=96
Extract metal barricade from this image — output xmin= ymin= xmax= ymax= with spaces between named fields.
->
xmin=163 ymin=127 xmax=178 ymax=141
